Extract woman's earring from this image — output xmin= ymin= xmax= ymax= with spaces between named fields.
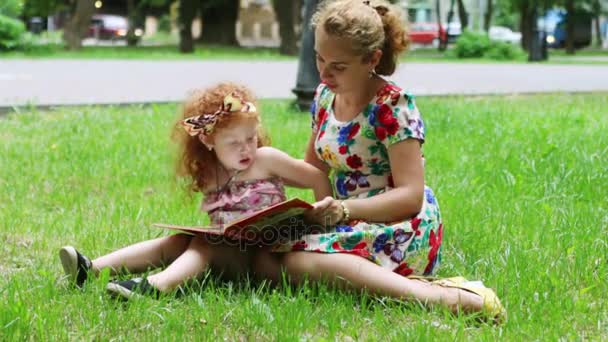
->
xmin=368 ymin=70 xmax=375 ymax=79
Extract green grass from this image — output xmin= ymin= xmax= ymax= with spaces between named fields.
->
xmin=0 ymin=43 xmax=293 ymax=61
xmin=1 ymin=94 xmax=607 ymax=339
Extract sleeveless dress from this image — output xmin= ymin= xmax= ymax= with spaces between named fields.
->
xmin=201 ymin=177 xmax=287 ymax=225
xmin=272 ymin=83 xmax=443 ymax=277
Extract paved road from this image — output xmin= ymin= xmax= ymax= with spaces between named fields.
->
xmin=1 ymin=59 xmax=607 ymax=108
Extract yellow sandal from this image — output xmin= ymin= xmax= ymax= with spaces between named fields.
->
xmin=407 ymin=275 xmax=506 ymax=323
xmin=431 ymin=277 xmax=507 ymax=323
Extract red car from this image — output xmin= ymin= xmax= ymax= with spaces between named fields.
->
xmin=88 ymin=14 xmax=128 ymax=40
xmin=409 ymin=22 xmax=447 ymax=46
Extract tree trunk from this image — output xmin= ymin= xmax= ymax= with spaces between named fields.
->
xmin=200 ymin=0 xmax=239 ymax=46
xmin=62 ymin=0 xmax=95 ymax=50
xmin=457 ymin=0 xmax=468 ymax=30
xmin=179 ymin=0 xmax=197 ymax=53
xmin=593 ymin=0 xmax=602 ymax=47
xmin=126 ymin=0 xmax=138 ymax=46
xmin=519 ymin=1 xmax=531 ymax=51
xmin=273 ymin=0 xmax=299 ymax=55
xmin=565 ymin=0 xmax=575 ymax=54
xmin=483 ymin=0 xmax=493 ymax=32
xmin=436 ymin=0 xmax=447 ymax=50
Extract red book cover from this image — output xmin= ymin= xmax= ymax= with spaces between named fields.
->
xmin=153 ymin=198 xmax=313 ymax=241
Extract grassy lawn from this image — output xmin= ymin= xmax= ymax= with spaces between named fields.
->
xmin=1 ymin=94 xmax=606 ymax=339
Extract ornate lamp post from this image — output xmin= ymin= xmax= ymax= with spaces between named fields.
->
xmin=292 ymin=0 xmax=321 ymax=111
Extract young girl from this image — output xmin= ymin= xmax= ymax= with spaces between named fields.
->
xmin=59 ymin=82 xmax=332 ymax=299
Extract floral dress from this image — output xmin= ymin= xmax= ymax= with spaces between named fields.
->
xmin=272 ymin=83 xmax=443 ymax=277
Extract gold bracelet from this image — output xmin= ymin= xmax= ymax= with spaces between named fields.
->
xmin=339 ymin=201 xmax=350 ymax=224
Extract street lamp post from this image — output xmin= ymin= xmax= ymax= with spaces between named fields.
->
xmin=292 ymin=0 xmax=320 ymax=111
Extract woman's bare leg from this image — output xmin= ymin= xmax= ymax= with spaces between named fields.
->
xmin=146 ymin=236 xmax=255 ymax=292
xmin=92 ymin=234 xmax=192 ymax=276
xmin=253 ymin=251 xmax=483 ymax=313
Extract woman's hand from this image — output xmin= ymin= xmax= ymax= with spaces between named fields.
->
xmin=304 ymin=196 xmax=344 ymax=227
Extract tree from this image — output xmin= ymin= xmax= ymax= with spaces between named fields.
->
xmin=62 ymin=0 xmax=95 ymax=50
xmin=484 ymin=0 xmax=494 ymax=31
xmin=273 ymin=0 xmax=301 ymax=56
xmin=178 ymin=0 xmax=198 ymax=52
xmin=591 ymin=0 xmax=601 ymax=46
xmin=564 ymin=0 xmax=575 ymax=53
xmin=198 ymin=0 xmax=239 ymax=46
xmin=457 ymin=0 xmax=469 ymax=29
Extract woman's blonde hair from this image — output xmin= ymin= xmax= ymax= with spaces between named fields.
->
xmin=311 ymin=0 xmax=409 ymax=76
xmin=172 ymin=82 xmax=269 ymax=193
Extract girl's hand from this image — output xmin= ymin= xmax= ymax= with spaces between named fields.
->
xmin=304 ymin=196 xmax=344 ymax=226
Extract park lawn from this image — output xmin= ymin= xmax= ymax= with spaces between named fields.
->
xmin=0 ymin=93 xmax=606 ymax=340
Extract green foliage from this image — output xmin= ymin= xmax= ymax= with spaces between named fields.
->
xmin=157 ymin=14 xmax=171 ymax=33
xmin=0 ymin=0 xmax=23 ymax=18
xmin=453 ymin=30 xmax=491 ymax=58
xmin=452 ymin=30 xmax=524 ymax=60
xmin=493 ymin=0 xmax=519 ymax=28
xmin=485 ymin=40 xmax=526 ymax=60
xmin=0 ymin=14 xmax=26 ymax=50
xmin=22 ymin=0 xmax=65 ymax=18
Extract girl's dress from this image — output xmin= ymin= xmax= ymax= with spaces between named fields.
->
xmin=272 ymin=83 xmax=443 ymax=277
xmin=202 ymin=177 xmax=287 ymax=225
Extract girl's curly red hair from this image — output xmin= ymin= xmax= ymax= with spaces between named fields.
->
xmin=173 ymin=82 xmax=270 ymax=193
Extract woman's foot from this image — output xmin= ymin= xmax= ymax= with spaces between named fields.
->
xmin=59 ymin=246 xmax=92 ymax=287
xmin=106 ymin=277 xmax=161 ymax=300
xmin=432 ymin=277 xmax=506 ymax=323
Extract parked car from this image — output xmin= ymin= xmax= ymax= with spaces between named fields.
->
xmin=541 ymin=9 xmax=591 ymax=48
xmin=489 ymin=26 xmax=522 ymax=45
xmin=88 ymin=14 xmax=142 ymax=40
xmin=444 ymin=21 xmax=461 ymax=43
xmin=409 ymin=22 xmax=447 ymax=46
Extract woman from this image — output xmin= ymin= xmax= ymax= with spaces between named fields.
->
xmin=255 ymin=0 xmax=505 ymax=320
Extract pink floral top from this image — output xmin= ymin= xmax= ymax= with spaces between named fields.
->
xmin=201 ymin=177 xmax=287 ymax=225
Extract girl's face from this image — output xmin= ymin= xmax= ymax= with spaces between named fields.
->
xmin=208 ymin=118 xmax=259 ymax=172
xmin=314 ymin=26 xmax=378 ymax=94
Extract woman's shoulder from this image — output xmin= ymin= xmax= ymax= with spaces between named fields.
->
xmin=375 ymin=82 xmax=416 ymax=108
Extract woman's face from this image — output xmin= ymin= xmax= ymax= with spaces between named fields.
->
xmin=206 ymin=118 xmax=259 ymax=172
xmin=314 ymin=26 xmax=375 ymax=94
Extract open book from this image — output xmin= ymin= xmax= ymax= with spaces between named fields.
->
xmin=153 ymin=198 xmax=313 ymax=242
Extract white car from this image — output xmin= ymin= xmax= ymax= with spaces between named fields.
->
xmin=489 ymin=26 xmax=522 ymax=45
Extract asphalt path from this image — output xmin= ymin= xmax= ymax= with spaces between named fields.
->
xmin=1 ymin=59 xmax=607 ymax=108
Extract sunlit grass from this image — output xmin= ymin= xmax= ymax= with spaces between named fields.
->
xmin=1 ymin=94 xmax=606 ymax=339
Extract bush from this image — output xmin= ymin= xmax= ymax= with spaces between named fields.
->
xmin=453 ymin=30 xmax=491 ymax=58
xmin=452 ymin=30 xmax=524 ymax=61
xmin=0 ymin=0 xmax=23 ymax=18
xmin=485 ymin=41 xmax=525 ymax=60
xmin=0 ymin=14 xmax=26 ymax=50
xmin=157 ymin=14 xmax=171 ymax=33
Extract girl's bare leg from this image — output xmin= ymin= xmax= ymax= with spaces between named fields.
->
xmin=253 ymin=251 xmax=483 ymax=313
xmin=92 ymin=234 xmax=193 ymax=276
xmin=146 ymin=236 xmax=255 ymax=292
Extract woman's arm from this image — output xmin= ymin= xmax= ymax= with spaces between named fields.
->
xmin=258 ymin=146 xmax=332 ymax=201
xmin=345 ymin=139 xmax=424 ymax=222
xmin=309 ymin=139 xmax=424 ymax=224
xmin=304 ymin=132 xmax=330 ymax=173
